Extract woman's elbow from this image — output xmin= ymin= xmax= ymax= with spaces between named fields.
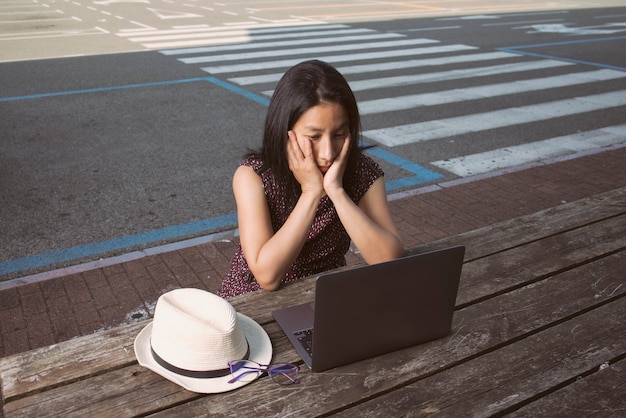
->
xmin=259 ymin=280 xmax=281 ymax=292
xmin=391 ymin=234 xmax=406 ymax=258
xmin=251 ymin=270 xmax=283 ymax=292
xmin=365 ymin=241 xmax=405 ymax=264
xmin=381 ymin=234 xmax=405 ymax=259
xmin=394 ymin=240 xmax=407 ymax=258
xmin=383 ymin=245 xmax=406 ymax=263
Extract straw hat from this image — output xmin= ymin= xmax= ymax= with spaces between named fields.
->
xmin=134 ymin=288 xmax=272 ymax=393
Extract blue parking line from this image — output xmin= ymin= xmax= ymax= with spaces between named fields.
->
xmin=501 ymin=35 xmax=626 ymax=50
xmin=364 ymin=146 xmax=444 ymax=190
xmin=205 ymin=77 xmax=271 ymax=106
xmin=0 ymin=214 xmax=238 ymax=276
xmin=498 ymin=35 xmax=626 ymax=72
xmin=0 ymin=78 xmax=212 ymax=102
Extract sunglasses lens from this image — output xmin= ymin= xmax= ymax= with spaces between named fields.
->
xmin=229 ymin=360 xmax=262 ymax=382
xmin=268 ymin=363 xmax=300 ymax=385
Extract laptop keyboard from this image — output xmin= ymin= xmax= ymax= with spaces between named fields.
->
xmin=294 ymin=328 xmax=314 ymax=357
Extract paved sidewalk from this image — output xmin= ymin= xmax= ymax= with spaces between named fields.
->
xmin=0 ymin=147 xmax=625 ymax=359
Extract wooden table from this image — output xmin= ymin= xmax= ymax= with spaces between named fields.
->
xmin=1 ymin=187 xmax=624 ymax=417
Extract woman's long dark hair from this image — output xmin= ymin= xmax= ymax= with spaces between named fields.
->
xmin=259 ymin=60 xmax=362 ymax=207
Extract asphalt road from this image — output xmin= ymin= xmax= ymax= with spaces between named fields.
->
xmin=1 ymin=1 xmax=625 ymax=279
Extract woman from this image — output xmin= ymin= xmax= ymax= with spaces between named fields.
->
xmin=218 ymin=60 xmax=404 ymax=298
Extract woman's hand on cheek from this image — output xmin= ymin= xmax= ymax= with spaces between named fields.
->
xmin=287 ymin=130 xmax=324 ymax=197
xmin=323 ymin=134 xmax=351 ymax=197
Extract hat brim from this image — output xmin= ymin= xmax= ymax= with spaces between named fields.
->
xmin=134 ymin=312 xmax=272 ymax=393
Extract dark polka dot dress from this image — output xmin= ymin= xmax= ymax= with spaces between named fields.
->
xmin=217 ymin=153 xmax=383 ymax=298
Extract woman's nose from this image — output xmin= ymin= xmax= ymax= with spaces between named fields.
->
xmin=319 ymin=136 xmax=333 ymax=161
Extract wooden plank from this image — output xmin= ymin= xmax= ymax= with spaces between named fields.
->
xmin=8 ymin=251 xmax=619 ymax=417
xmin=2 ymin=323 xmax=296 ymax=418
xmin=408 ymin=186 xmax=625 ymax=260
xmin=507 ymin=357 xmax=626 ymax=417
xmin=331 ymin=296 xmax=626 ymax=417
xmin=0 ymin=291 xmax=305 ymax=408
xmin=456 ymin=213 xmax=624 ymax=306
xmin=0 ymin=321 xmax=144 ymax=401
xmin=0 ymin=269 xmax=313 ymax=401
xmin=0 ymin=286 xmax=307 ymax=403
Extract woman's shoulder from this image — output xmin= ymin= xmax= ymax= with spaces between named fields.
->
xmin=239 ymin=153 xmax=263 ymax=170
xmin=235 ymin=154 xmax=281 ymax=200
xmin=234 ymin=154 xmax=264 ymax=188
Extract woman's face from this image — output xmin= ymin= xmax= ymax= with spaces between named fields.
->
xmin=291 ymin=102 xmax=349 ymax=174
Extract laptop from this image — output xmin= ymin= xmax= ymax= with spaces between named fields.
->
xmin=272 ymin=245 xmax=465 ymax=372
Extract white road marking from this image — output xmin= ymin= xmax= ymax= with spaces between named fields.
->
xmin=363 ymin=90 xmax=626 ymax=146
xmin=358 ymin=68 xmax=626 ymax=114
xmin=179 ymin=38 xmax=437 ymax=64
xmin=431 ymin=125 xmax=626 ymax=177
xmin=201 ymin=44 xmax=477 ymax=74
xmin=349 ymin=60 xmax=573 ymax=92
xmin=230 ymin=51 xmax=516 ymax=86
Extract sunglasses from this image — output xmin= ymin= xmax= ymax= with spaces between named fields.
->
xmin=228 ymin=360 xmax=300 ymax=385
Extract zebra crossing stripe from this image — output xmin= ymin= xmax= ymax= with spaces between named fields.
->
xmin=349 ymin=60 xmax=573 ymax=92
xmin=431 ymin=124 xmax=626 ymax=177
xmin=336 ymin=51 xmax=515 ymax=74
xmin=201 ymin=44 xmax=478 ymax=74
xmin=229 ymin=51 xmax=515 ymax=86
xmin=145 ymin=27 xmax=376 ymax=49
xmin=364 ymin=90 xmax=626 ymax=146
xmin=160 ymin=32 xmax=405 ymax=56
xmin=122 ymin=23 xmax=351 ymax=38
xmin=139 ymin=27 xmax=370 ymax=43
xmin=358 ymin=68 xmax=626 ymax=114
xmin=260 ymin=59 xmax=575 ymax=98
xmin=180 ymin=38 xmax=438 ymax=64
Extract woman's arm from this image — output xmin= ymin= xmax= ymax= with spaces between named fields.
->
xmin=326 ymin=176 xmax=405 ymax=264
xmin=235 ymin=133 xmax=326 ymax=290
xmin=323 ymin=137 xmax=404 ymax=264
xmin=233 ymin=166 xmax=322 ymax=291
